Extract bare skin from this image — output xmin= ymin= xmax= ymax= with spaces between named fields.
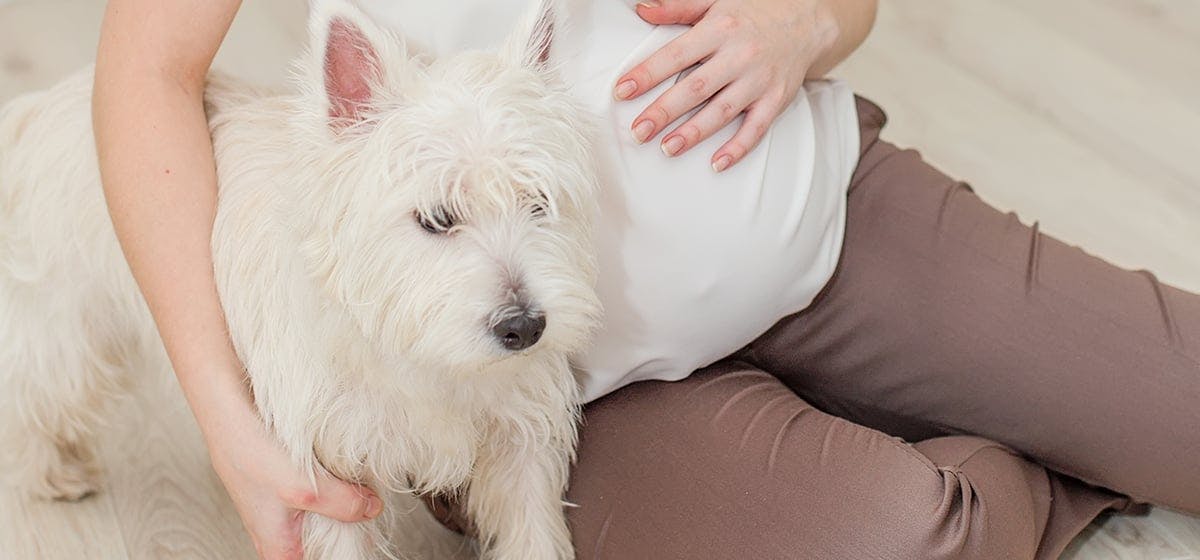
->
xmin=92 ymin=2 xmax=381 ymax=559
xmin=91 ymin=1 xmax=876 ymax=558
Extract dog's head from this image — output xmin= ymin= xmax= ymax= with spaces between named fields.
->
xmin=289 ymin=0 xmax=600 ymax=372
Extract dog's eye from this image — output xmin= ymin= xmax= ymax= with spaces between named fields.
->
xmin=415 ymin=207 xmax=457 ymax=234
xmin=530 ymin=202 xmax=547 ymax=219
xmin=529 ymin=193 xmax=551 ymax=220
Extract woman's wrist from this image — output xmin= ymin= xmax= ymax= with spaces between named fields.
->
xmin=806 ymin=0 xmax=843 ymax=74
xmin=174 ymin=360 xmax=259 ymax=444
xmin=808 ymin=0 xmax=877 ymax=77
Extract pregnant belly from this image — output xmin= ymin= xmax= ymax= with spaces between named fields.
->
xmin=575 ymin=97 xmax=849 ymax=401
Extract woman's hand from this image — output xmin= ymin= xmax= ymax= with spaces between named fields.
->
xmin=614 ymin=0 xmax=877 ymax=172
xmin=204 ymin=386 xmax=383 ymax=560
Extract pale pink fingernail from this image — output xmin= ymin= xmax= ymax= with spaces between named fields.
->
xmin=662 ymin=136 xmax=685 ymax=157
xmin=712 ymin=155 xmax=733 ymax=173
xmin=614 ymin=80 xmax=637 ymax=100
xmin=365 ymin=496 xmax=384 ymax=519
xmin=632 ymin=120 xmax=655 ymax=144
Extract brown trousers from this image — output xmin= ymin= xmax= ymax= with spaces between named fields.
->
xmin=563 ymin=98 xmax=1200 ymax=560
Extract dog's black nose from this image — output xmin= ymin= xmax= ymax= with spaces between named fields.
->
xmin=493 ymin=313 xmax=546 ymax=352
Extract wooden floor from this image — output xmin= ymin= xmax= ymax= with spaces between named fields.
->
xmin=2 ymin=1 xmax=1198 ymax=558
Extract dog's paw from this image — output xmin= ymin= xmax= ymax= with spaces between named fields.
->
xmin=8 ymin=442 xmax=103 ymax=502
xmin=33 ymin=456 xmax=101 ymax=502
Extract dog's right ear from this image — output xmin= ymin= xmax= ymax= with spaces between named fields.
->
xmin=303 ymin=0 xmax=404 ymax=132
xmin=504 ymin=0 xmax=562 ymax=76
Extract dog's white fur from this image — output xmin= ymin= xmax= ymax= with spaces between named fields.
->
xmin=0 ymin=1 xmax=600 ymax=558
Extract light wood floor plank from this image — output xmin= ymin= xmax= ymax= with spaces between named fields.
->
xmin=1147 ymin=507 xmax=1200 ymax=552
xmin=99 ymin=355 xmax=256 ymax=560
xmin=1004 ymin=0 xmax=1200 ymax=105
xmin=837 ymin=2 xmax=1200 ymax=292
xmin=1063 ymin=511 xmax=1199 ymax=560
xmin=1121 ymin=0 xmax=1200 ymax=44
xmin=0 ymin=485 xmax=130 ymax=559
xmin=885 ymin=0 xmax=1200 ymax=208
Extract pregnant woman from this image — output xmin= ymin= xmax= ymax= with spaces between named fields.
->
xmin=92 ymin=0 xmax=1199 ymax=558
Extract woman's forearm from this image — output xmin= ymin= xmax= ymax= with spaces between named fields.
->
xmin=811 ymin=0 xmax=878 ymax=77
xmin=92 ymin=0 xmax=251 ymax=438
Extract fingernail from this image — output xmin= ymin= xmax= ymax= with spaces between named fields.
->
xmin=365 ymin=496 xmax=384 ymax=519
xmin=638 ymin=1 xmax=661 ymax=8
xmin=712 ymin=154 xmax=733 ymax=173
xmin=614 ymin=80 xmax=637 ymax=100
xmin=632 ymin=120 xmax=655 ymax=144
xmin=662 ymin=136 xmax=684 ymax=157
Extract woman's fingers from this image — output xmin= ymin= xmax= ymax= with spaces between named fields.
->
xmin=281 ymin=474 xmax=383 ymax=523
xmin=658 ymin=80 xmax=754 ymax=157
xmin=712 ymin=95 xmax=784 ymax=172
xmin=633 ymin=0 xmax=715 ymax=26
xmin=628 ymin=55 xmax=738 ymax=145
xmin=614 ymin=0 xmax=842 ymax=172
xmin=614 ymin=25 xmax=718 ymax=103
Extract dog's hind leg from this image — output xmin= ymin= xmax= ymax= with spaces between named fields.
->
xmin=0 ymin=72 xmax=150 ymax=501
xmin=0 ymin=268 xmax=147 ymax=501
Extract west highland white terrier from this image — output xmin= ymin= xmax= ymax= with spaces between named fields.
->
xmin=0 ymin=0 xmax=600 ymax=558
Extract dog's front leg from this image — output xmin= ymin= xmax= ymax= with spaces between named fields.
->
xmin=302 ymin=506 xmax=388 ymax=560
xmin=467 ymin=421 xmax=576 ymax=560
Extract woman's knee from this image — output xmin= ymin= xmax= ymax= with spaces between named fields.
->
xmin=568 ymin=366 xmax=1049 ymax=559
xmin=910 ymin=436 xmax=1051 ymax=559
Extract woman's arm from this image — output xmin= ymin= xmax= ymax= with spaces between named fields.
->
xmin=92 ymin=2 xmax=381 ymax=558
xmin=94 ymin=0 xmax=246 ymax=442
xmin=614 ymin=0 xmax=878 ymax=171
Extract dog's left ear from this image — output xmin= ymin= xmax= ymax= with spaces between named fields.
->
xmin=505 ymin=0 xmax=560 ymax=75
xmin=304 ymin=0 xmax=406 ymax=131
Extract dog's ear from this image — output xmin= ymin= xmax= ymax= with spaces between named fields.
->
xmin=505 ymin=0 xmax=560 ymax=75
xmin=304 ymin=0 xmax=403 ymax=130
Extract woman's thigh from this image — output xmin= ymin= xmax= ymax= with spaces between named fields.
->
xmin=736 ymin=99 xmax=1200 ymax=511
xmin=566 ymin=362 xmax=1117 ymax=560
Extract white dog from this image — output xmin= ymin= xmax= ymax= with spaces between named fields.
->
xmin=0 ymin=0 xmax=600 ymax=558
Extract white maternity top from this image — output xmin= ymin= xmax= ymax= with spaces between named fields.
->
xmin=352 ymin=0 xmax=862 ymax=401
